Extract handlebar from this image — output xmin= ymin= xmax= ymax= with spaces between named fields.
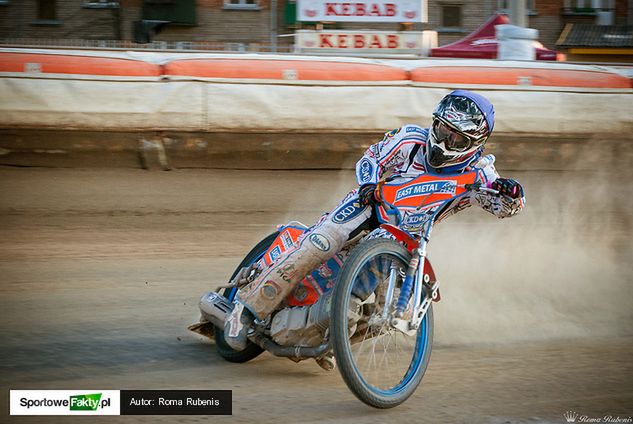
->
xmin=463 ymin=182 xmax=500 ymax=196
xmin=374 ymin=182 xmax=500 ymax=211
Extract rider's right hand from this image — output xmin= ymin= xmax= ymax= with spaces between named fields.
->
xmin=358 ymin=183 xmax=379 ymax=206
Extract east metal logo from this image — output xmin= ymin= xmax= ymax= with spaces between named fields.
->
xmin=309 ymin=233 xmax=330 ymax=252
xmin=332 ymin=199 xmax=364 ymax=223
xmin=395 ymin=181 xmax=456 ymax=202
xmin=358 ymin=158 xmax=374 ymax=183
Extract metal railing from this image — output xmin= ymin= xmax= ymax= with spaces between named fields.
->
xmin=0 ymin=38 xmax=296 ymax=53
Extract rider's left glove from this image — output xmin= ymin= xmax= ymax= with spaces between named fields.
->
xmin=491 ymin=178 xmax=524 ymax=199
xmin=358 ymin=184 xmax=379 ymax=206
xmin=489 ymin=178 xmax=525 ymax=218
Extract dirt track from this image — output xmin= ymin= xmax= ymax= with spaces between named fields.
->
xmin=1 ymin=167 xmax=632 ymax=424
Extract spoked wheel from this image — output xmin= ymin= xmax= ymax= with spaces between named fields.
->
xmin=214 ymin=232 xmax=279 ymax=363
xmin=331 ymin=238 xmax=434 ymax=408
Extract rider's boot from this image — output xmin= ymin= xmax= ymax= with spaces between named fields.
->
xmin=224 ymin=301 xmax=254 ymax=351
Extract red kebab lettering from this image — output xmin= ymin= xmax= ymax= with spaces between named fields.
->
xmin=325 ymin=2 xmax=397 ymax=17
xmin=318 ymin=33 xmax=399 ymax=49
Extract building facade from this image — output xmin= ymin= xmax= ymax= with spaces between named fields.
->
xmin=0 ymin=0 xmax=631 ymax=52
xmin=424 ymin=0 xmax=631 ymax=50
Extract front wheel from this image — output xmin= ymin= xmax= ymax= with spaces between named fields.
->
xmin=331 ymin=238 xmax=434 ymax=408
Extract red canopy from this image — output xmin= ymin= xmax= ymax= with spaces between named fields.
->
xmin=430 ymin=14 xmax=560 ymax=61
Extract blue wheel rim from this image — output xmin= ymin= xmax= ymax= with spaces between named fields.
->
xmin=347 ymin=253 xmax=431 ymax=397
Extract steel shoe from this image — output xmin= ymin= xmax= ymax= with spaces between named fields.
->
xmin=223 ymin=301 xmax=254 ymax=351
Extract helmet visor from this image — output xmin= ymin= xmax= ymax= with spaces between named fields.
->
xmin=431 ymin=118 xmax=485 ymax=152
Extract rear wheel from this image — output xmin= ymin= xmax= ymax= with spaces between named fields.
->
xmin=331 ymin=239 xmax=434 ymax=408
xmin=214 ymin=232 xmax=278 ymax=363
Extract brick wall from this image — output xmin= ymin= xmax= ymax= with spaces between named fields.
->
xmin=0 ymin=3 xmax=18 ymax=38
xmin=534 ymin=0 xmax=563 ymax=16
xmin=529 ymin=15 xmax=564 ymax=49
xmin=152 ymin=9 xmax=272 ymax=43
xmin=3 ymin=1 xmax=628 ymax=52
xmin=148 ymin=0 xmax=273 ymax=43
xmin=0 ymin=0 xmax=274 ymax=45
xmin=423 ymin=1 xmax=494 ymax=46
xmin=0 ymin=0 xmax=120 ymax=40
xmin=615 ymin=0 xmax=629 ymax=17
xmin=1 ymin=1 xmax=500 ymax=46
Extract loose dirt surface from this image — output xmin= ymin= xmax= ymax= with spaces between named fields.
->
xmin=1 ymin=167 xmax=632 ymax=424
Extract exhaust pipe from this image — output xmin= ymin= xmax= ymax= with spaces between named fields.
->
xmin=198 ymin=291 xmax=330 ymax=359
xmin=199 ymin=291 xmax=233 ymax=328
xmin=249 ymin=332 xmax=330 ymax=360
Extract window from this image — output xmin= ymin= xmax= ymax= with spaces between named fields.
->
xmin=33 ymin=0 xmax=60 ymax=24
xmin=142 ymin=0 xmax=196 ymax=25
xmin=563 ymin=0 xmax=615 ymax=13
xmin=82 ymin=1 xmax=121 ymax=9
xmin=224 ymin=0 xmax=260 ymax=10
xmin=37 ymin=0 xmax=57 ymax=20
xmin=441 ymin=5 xmax=462 ymax=28
xmin=497 ymin=0 xmax=536 ymax=14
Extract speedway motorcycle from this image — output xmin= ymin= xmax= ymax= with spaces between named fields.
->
xmin=189 ymin=164 xmax=499 ymax=408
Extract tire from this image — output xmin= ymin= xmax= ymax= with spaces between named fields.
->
xmin=331 ymin=238 xmax=434 ymax=408
xmin=214 ymin=232 xmax=279 ymax=363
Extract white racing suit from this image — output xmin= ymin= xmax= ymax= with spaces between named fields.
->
xmin=235 ymin=124 xmax=525 ymax=321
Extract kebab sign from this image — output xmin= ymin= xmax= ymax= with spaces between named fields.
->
xmin=297 ymin=0 xmax=427 ymax=23
xmin=295 ymin=30 xmax=427 ymax=53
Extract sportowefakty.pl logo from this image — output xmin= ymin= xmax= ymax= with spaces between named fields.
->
xmin=10 ymin=390 xmax=120 ymax=415
xmin=20 ymin=393 xmax=110 ymax=411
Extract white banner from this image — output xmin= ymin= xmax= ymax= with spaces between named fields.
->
xmin=10 ymin=390 xmax=121 ymax=415
xmin=297 ymin=0 xmax=427 ymax=22
xmin=295 ymin=30 xmax=431 ymax=54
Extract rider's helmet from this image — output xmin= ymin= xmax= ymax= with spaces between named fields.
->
xmin=426 ymin=90 xmax=495 ymax=172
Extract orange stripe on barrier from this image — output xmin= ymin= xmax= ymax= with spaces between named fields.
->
xmin=410 ymin=66 xmax=631 ymax=89
xmin=163 ymin=59 xmax=408 ymax=81
xmin=0 ymin=52 xmax=161 ymax=76
xmin=2 ymin=52 xmax=630 ymax=88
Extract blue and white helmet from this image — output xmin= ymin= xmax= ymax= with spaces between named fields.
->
xmin=426 ymin=90 xmax=495 ymax=172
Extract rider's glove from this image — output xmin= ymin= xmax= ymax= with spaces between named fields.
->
xmin=358 ymin=183 xmax=379 ymax=206
xmin=491 ymin=178 xmax=524 ymax=199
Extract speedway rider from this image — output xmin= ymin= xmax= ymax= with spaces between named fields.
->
xmin=225 ymin=89 xmax=526 ymax=351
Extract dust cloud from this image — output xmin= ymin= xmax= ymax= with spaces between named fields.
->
xmin=432 ymin=174 xmax=632 ymax=345
xmin=281 ymin=138 xmax=633 ymax=346
xmin=427 ymin=140 xmax=633 ymax=345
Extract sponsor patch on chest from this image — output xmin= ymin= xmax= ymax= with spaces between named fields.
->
xmin=394 ymin=180 xmax=456 ymax=202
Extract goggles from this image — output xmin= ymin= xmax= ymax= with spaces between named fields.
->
xmin=431 ymin=117 xmax=486 ymax=153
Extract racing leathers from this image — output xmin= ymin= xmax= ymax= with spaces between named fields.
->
xmin=228 ymin=124 xmax=525 ymax=345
